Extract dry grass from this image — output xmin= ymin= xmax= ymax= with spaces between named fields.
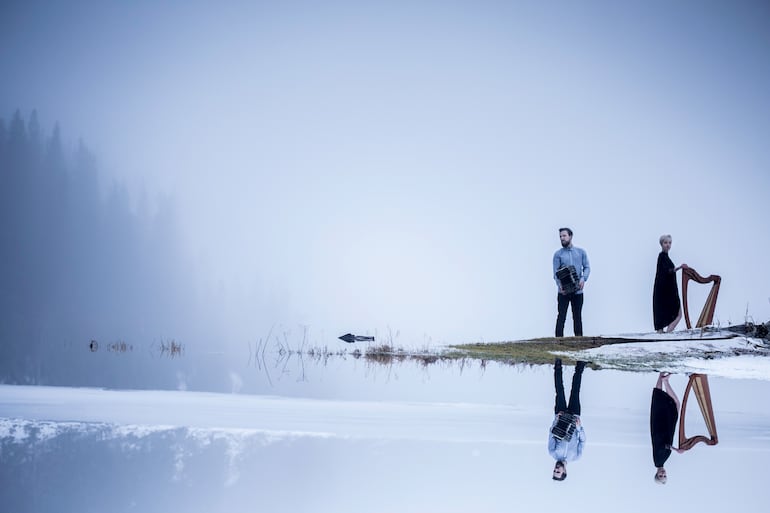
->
xmin=341 ymin=337 xmax=637 ymax=368
xmin=447 ymin=336 xmax=641 ymax=366
xmin=362 ymin=343 xmax=440 ymax=366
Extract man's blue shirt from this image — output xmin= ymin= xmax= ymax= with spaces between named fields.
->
xmin=548 ymin=415 xmax=586 ymax=462
xmin=553 ymin=246 xmax=590 ymax=294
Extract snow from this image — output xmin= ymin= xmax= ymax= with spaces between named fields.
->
xmin=555 ymin=331 xmax=770 ymax=379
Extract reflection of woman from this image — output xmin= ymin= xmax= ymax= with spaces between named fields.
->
xmin=650 ymin=372 xmax=684 ymax=484
xmin=653 ymin=235 xmax=687 ymax=333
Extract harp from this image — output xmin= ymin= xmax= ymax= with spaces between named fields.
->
xmin=681 ymin=267 xmax=721 ymax=329
xmin=678 ymin=374 xmax=718 ymax=451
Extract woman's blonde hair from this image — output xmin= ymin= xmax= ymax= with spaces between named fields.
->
xmin=659 ymin=234 xmax=672 ymax=246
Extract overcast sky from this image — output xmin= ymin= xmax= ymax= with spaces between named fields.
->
xmin=2 ymin=0 xmax=769 ymax=345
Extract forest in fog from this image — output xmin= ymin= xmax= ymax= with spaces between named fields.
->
xmin=0 ymin=110 xmax=219 ymax=385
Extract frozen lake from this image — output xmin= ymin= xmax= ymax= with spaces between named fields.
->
xmin=2 ymin=349 xmax=770 ymax=512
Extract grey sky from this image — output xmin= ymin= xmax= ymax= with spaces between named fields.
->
xmin=2 ymin=0 xmax=769 ymax=344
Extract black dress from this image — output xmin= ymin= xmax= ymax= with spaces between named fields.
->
xmin=653 ymin=252 xmax=680 ymax=331
xmin=650 ymin=388 xmax=678 ymax=467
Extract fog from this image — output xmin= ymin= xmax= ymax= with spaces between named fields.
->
xmin=1 ymin=0 xmax=769 ymax=357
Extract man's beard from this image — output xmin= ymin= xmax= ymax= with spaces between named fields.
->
xmin=561 ymin=240 xmax=570 ymax=248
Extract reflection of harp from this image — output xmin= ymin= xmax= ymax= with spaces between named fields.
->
xmin=681 ymin=267 xmax=721 ymax=329
xmin=678 ymin=374 xmax=718 ymax=451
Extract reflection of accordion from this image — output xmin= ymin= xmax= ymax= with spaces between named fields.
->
xmin=556 ymin=265 xmax=580 ymax=294
xmin=551 ymin=413 xmax=578 ymax=441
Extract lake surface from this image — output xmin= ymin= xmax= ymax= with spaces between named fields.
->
xmin=1 ymin=342 xmax=769 ymax=512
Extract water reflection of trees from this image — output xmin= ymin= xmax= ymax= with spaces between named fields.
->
xmin=0 ymin=110 xmax=202 ymax=384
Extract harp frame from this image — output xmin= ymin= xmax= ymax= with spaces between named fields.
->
xmin=678 ymin=373 xmax=719 ymax=451
xmin=681 ymin=267 xmax=721 ymax=329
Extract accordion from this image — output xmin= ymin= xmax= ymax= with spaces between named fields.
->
xmin=556 ymin=265 xmax=580 ymax=294
xmin=551 ymin=412 xmax=578 ymax=441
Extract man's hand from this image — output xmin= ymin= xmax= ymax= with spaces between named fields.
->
xmin=578 ymin=279 xmax=585 ymax=290
xmin=559 ymin=286 xmax=565 ymax=295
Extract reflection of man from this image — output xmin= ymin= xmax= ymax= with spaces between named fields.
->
xmin=553 ymin=227 xmax=590 ymax=337
xmin=549 ymin=358 xmax=587 ymax=481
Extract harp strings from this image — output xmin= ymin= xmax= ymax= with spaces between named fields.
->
xmin=678 ymin=374 xmax=719 ymax=451
xmin=681 ymin=267 xmax=722 ymax=329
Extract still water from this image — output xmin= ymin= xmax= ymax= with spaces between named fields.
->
xmin=1 ymin=342 xmax=769 ymax=513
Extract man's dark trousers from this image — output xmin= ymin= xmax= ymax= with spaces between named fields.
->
xmin=556 ymin=292 xmax=584 ymax=337
xmin=554 ymin=361 xmax=584 ymax=415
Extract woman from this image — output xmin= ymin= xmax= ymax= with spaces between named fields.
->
xmin=650 ymin=372 xmax=685 ymax=484
xmin=653 ymin=235 xmax=687 ymax=333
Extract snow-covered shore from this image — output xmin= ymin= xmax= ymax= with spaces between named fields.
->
xmin=555 ymin=329 xmax=770 ymax=380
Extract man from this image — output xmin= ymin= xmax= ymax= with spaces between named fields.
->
xmin=549 ymin=358 xmax=587 ymax=481
xmin=553 ymin=227 xmax=590 ymax=337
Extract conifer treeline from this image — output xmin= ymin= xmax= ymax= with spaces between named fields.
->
xmin=0 ymin=110 xmax=201 ymax=383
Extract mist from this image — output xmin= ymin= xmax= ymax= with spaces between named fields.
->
xmin=2 ymin=0 xmax=769 ymax=370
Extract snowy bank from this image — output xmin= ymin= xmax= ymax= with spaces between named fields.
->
xmin=555 ymin=330 xmax=770 ymax=380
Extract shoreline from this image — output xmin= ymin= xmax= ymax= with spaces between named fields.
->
xmin=349 ymin=323 xmax=770 ymax=380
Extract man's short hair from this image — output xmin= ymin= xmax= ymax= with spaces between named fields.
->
xmin=558 ymin=227 xmax=573 ymax=237
xmin=552 ymin=461 xmax=567 ymax=481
